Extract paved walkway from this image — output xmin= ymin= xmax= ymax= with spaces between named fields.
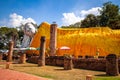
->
xmin=0 ymin=68 xmax=50 ymax=80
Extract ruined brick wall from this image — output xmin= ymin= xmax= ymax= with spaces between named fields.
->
xmin=118 ymin=59 xmax=120 ymax=72
xmin=28 ymin=56 xmax=120 ymax=72
xmin=27 ymin=56 xmax=39 ymax=64
xmin=28 ymin=56 xmax=64 ymax=66
xmin=73 ymin=58 xmax=106 ymax=71
xmin=45 ymin=56 xmax=64 ymax=66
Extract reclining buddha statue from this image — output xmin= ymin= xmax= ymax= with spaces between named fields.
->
xmin=21 ymin=22 xmax=37 ymax=48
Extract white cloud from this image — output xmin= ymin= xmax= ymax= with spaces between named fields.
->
xmin=62 ymin=13 xmax=83 ymax=26
xmin=80 ymin=7 xmax=101 ymax=17
xmin=9 ymin=13 xmax=36 ymax=27
xmin=62 ymin=7 xmax=101 ymax=26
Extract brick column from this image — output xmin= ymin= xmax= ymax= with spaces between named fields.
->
xmin=49 ymin=23 xmax=57 ymax=56
xmin=38 ymin=36 xmax=46 ymax=66
xmin=64 ymin=57 xmax=73 ymax=70
xmin=19 ymin=53 xmax=26 ymax=64
xmin=7 ymin=41 xmax=14 ymax=62
xmin=106 ymin=54 xmax=119 ymax=76
xmin=86 ymin=75 xmax=92 ymax=80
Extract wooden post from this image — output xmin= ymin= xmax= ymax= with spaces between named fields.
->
xmin=19 ymin=53 xmax=26 ymax=64
xmin=7 ymin=41 xmax=14 ymax=62
xmin=49 ymin=23 xmax=57 ymax=56
xmin=38 ymin=36 xmax=46 ymax=66
xmin=106 ymin=54 xmax=119 ymax=76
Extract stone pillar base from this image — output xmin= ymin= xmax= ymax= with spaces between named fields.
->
xmin=106 ymin=54 xmax=119 ymax=76
xmin=38 ymin=59 xmax=45 ymax=66
xmin=0 ymin=54 xmax=3 ymax=61
xmin=86 ymin=75 xmax=92 ymax=80
xmin=64 ymin=58 xmax=73 ymax=70
xmin=6 ymin=63 xmax=10 ymax=69
xmin=19 ymin=53 xmax=26 ymax=64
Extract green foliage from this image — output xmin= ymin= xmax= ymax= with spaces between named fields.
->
xmin=0 ymin=43 xmax=4 ymax=49
xmin=18 ymin=30 xmax=24 ymax=42
xmin=0 ymin=27 xmax=22 ymax=49
xmin=70 ymin=22 xmax=81 ymax=28
xmin=6 ymin=28 xmax=18 ymax=40
xmin=81 ymin=14 xmax=99 ymax=28
xmin=99 ymin=1 xmax=120 ymax=29
xmin=95 ymin=77 xmax=120 ymax=80
xmin=0 ymin=27 xmax=9 ymax=35
xmin=66 ymin=2 xmax=120 ymax=29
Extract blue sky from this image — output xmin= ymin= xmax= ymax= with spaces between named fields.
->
xmin=0 ymin=0 xmax=120 ymax=27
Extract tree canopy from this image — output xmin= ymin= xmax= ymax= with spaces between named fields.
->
xmin=63 ymin=2 xmax=120 ymax=29
xmin=81 ymin=14 xmax=99 ymax=28
xmin=0 ymin=27 xmax=22 ymax=49
xmin=100 ymin=2 xmax=120 ymax=29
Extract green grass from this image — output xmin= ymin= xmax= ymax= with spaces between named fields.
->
xmin=1 ymin=62 xmax=120 ymax=80
xmin=26 ymin=72 xmax=55 ymax=79
xmin=95 ymin=77 xmax=120 ymax=80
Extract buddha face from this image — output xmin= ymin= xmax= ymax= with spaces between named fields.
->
xmin=24 ymin=23 xmax=37 ymax=37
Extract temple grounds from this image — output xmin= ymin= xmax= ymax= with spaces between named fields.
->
xmin=0 ymin=62 xmax=120 ymax=80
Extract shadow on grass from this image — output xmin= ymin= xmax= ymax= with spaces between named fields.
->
xmin=54 ymin=68 xmax=66 ymax=71
xmin=95 ymin=74 xmax=111 ymax=77
xmin=12 ymin=63 xmax=37 ymax=67
xmin=14 ymin=65 xmax=37 ymax=67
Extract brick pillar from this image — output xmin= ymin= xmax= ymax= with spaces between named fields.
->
xmin=49 ymin=23 xmax=57 ymax=56
xmin=0 ymin=54 xmax=2 ymax=61
xmin=6 ymin=62 xmax=10 ymax=69
xmin=7 ymin=41 xmax=14 ymax=62
xmin=106 ymin=54 xmax=119 ymax=76
xmin=64 ymin=57 xmax=73 ymax=70
xmin=19 ymin=53 xmax=26 ymax=64
xmin=86 ymin=75 xmax=92 ymax=80
xmin=38 ymin=36 xmax=46 ymax=66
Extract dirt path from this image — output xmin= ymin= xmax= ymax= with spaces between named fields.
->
xmin=0 ymin=68 xmax=50 ymax=80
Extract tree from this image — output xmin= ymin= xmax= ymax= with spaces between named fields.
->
xmin=81 ymin=14 xmax=99 ymax=28
xmin=100 ymin=2 xmax=120 ymax=29
xmin=0 ymin=27 xmax=20 ymax=49
xmin=0 ymin=27 xmax=10 ymax=49
xmin=18 ymin=30 xmax=24 ymax=42
xmin=69 ymin=22 xmax=81 ymax=28
xmin=6 ymin=28 xmax=19 ymax=47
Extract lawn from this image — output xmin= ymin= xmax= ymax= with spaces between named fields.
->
xmin=0 ymin=63 xmax=120 ymax=80
xmin=95 ymin=77 xmax=120 ymax=80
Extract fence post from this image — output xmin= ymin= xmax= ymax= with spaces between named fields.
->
xmin=38 ymin=36 xmax=46 ymax=66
